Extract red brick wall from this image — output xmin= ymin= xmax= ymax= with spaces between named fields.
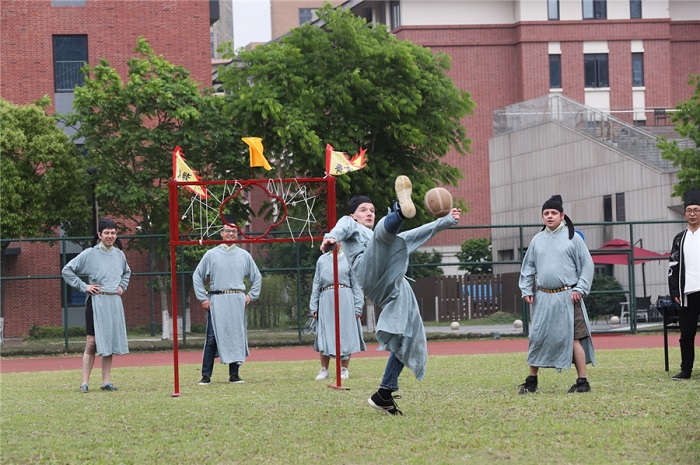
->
xmin=0 ymin=0 xmax=212 ymax=109
xmin=670 ymin=22 xmax=700 ymax=102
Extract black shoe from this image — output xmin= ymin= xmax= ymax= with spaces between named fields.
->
xmin=229 ymin=375 xmax=245 ymax=383
xmin=368 ymin=391 xmax=403 ymax=415
xmin=672 ymin=371 xmax=691 ymax=380
xmin=198 ymin=376 xmax=211 ymax=385
xmin=567 ymin=378 xmax=591 ymax=393
xmin=518 ymin=375 xmax=538 ymax=394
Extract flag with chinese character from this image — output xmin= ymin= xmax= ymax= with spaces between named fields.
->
xmin=325 ymin=144 xmax=367 ymax=176
xmin=242 ymin=137 xmax=272 ymax=171
xmin=172 ymin=146 xmax=208 ymax=199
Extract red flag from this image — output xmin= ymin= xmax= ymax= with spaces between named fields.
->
xmin=325 ymin=144 xmax=367 ymax=176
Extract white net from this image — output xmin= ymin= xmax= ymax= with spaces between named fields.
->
xmin=175 ymin=178 xmax=333 ymax=244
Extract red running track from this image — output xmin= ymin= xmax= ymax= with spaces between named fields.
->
xmin=0 ymin=333 xmax=666 ymax=374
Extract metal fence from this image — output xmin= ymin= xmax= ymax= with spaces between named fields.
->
xmin=0 ymin=220 xmax=684 ymax=355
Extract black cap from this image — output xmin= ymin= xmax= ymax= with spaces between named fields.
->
xmin=683 ymin=188 xmax=700 ymax=208
xmin=348 ymin=195 xmax=372 ymax=214
xmin=542 ymin=195 xmax=564 ymax=212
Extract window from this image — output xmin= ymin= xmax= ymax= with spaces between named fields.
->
xmin=615 ymin=192 xmax=626 ymax=221
xmin=583 ymin=0 xmax=607 ymax=19
xmin=497 ymin=249 xmax=514 ymax=261
xmin=630 ymin=0 xmax=642 ymax=18
xmin=299 ymin=8 xmax=317 ymax=25
xmin=390 ymin=1 xmax=401 ymax=29
xmin=549 ymin=55 xmax=562 ymax=89
xmin=53 ymin=35 xmax=87 ymax=92
xmin=548 ymin=0 xmax=560 ymax=20
xmin=52 ymin=0 xmax=86 ymax=5
xmin=603 ymin=195 xmax=613 ymax=222
xmin=632 ymin=52 xmax=644 ymax=86
xmin=584 ymin=53 xmax=609 ymax=88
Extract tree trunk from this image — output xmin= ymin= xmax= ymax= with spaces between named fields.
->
xmin=365 ymin=299 xmax=376 ymax=333
xmin=156 ymin=275 xmax=172 ymax=340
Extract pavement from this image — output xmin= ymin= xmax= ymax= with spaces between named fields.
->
xmin=0 ymin=333 xmax=666 ymax=374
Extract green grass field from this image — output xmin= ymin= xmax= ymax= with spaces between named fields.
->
xmin=1 ymin=348 xmax=698 ymax=464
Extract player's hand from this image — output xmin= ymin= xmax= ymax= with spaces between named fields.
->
xmin=571 ymin=291 xmax=582 ymax=303
xmin=451 ymin=208 xmax=462 ymax=221
xmin=320 ymin=238 xmax=336 ymax=253
xmin=523 ymin=295 xmax=534 ymax=304
xmin=201 ymin=299 xmax=211 ymax=310
xmin=117 ymin=285 xmax=124 ymax=296
xmin=245 ymin=295 xmax=251 ymax=306
xmin=86 ymin=284 xmax=101 ymax=295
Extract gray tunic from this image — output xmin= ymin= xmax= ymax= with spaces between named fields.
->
xmin=325 ymin=213 xmax=458 ymax=380
xmin=193 ymin=245 xmax=262 ymax=364
xmin=62 ymin=245 xmax=131 ymax=356
xmin=519 ymin=227 xmax=596 ymax=371
xmin=310 ymin=251 xmax=366 ymax=358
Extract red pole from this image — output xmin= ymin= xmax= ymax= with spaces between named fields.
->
xmin=168 ymin=181 xmax=181 ymax=397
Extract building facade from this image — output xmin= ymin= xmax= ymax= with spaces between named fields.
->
xmin=0 ymin=0 xmax=214 ymax=338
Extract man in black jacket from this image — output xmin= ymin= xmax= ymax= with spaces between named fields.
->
xmin=668 ymin=188 xmax=700 ymax=380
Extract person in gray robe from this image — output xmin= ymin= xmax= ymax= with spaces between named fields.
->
xmin=193 ymin=218 xmax=262 ymax=385
xmin=310 ymin=246 xmax=366 ymax=381
xmin=321 ymin=176 xmax=461 ymax=415
xmin=518 ymin=195 xmax=595 ymax=394
xmin=62 ymin=218 xmax=131 ymax=393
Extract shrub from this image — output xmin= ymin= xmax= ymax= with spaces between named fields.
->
xmin=586 ymin=275 xmax=626 ymax=320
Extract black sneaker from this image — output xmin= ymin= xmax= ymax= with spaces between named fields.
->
xmin=672 ymin=371 xmax=691 ymax=380
xmin=518 ymin=375 xmax=538 ymax=394
xmin=198 ymin=376 xmax=211 ymax=385
xmin=567 ymin=378 xmax=591 ymax=393
xmin=368 ymin=391 xmax=403 ymax=415
xmin=229 ymin=375 xmax=245 ymax=383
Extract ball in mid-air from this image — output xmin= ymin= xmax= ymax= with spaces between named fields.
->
xmin=450 ymin=321 xmax=460 ymax=331
xmin=424 ymin=187 xmax=453 ymax=218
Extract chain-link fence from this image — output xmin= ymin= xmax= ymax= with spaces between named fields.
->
xmin=0 ymin=220 xmax=684 ymax=355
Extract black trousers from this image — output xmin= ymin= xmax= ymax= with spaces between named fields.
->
xmin=678 ymin=291 xmax=700 ymax=373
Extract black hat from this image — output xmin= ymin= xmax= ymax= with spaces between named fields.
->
xmin=348 ymin=195 xmax=372 ymax=214
xmin=97 ymin=218 xmax=117 ymax=233
xmin=683 ymin=188 xmax=700 ymax=208
xmin=542 ymin=195 xmax=564 ymax=212
xmin=222 ymin=213 xmax=236 ymax=225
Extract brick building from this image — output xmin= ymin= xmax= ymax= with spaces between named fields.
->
xmin=1 ymin=0 xmax=214 ymax=338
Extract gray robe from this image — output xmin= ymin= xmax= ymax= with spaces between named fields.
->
xmin=193 ymin=245 xmax=262 ymax=364
xmin=325 ymin=213 xmax=458 ymax=380
xmin=62 ymin=245 xmax=131 ymax=356
xmin=519 ymin=227 xmax=596 ymax=371
xmin=310 ymin=251 xmax=366 ymax=358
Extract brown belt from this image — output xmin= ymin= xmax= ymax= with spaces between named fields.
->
xmin=209 ymin=289 xmax=244 ymax=295
xmin=538 ymin=285 xmax=574 ymax=294
xmin=322 ymin=284 xmax=348 ymax=292
xmin=97 ymin=291 xmax=117 ymax=295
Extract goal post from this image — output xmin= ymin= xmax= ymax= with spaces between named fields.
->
xmin=167 ymin=177 xmax=339 ymax=396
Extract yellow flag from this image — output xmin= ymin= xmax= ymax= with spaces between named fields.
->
xmin=325 ymin=144 xmax=367 ymax=176
xmin=172 ymin=146 xmax=208 ymax=199
xmin=242 ymin=137 xmax=272 ymax=171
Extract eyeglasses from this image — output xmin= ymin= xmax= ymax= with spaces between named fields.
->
xmin=222 ymin=229 xmax=237 ymax=234
xmin=686 ymin=208 xmax=700 ymax=215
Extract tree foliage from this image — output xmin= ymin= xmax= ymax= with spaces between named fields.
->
xmin=586 ymin=274 xmax=625 ymax=321
xmin=0 ymin=97 xmax=91 ymax=250
xmin=217 ymin=5 xmax=475 ymax=222
xmin=456 ymin=238 xmax=492 ymax=274
xmin=65 ymin=37 xmax=247 ymax=244
xmin=408 ymin=250 xmax=444 ymax=278
xmin=659 ymin=73 xmax=700 ymax=196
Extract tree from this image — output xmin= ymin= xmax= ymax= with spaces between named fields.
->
xmin=217 ymin=5 xmax=475 ymax=221
xmin=456 ymin=238 xmax=492 ymax=275
xmin=408 ymin=250 xmax=444 ymax=278
xmin=65 ymin=38 xmax=247 ymax=339
xmin=659 ymin=73 xmax=700 ymax=196
xmin=586 ymin=274 xmax=625 ymax=323
xmin=0 ymin=97 xmax=91 ymax=251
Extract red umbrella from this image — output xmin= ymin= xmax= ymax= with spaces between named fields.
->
xmin=591 ymin=239 xmax=667 ymax=265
